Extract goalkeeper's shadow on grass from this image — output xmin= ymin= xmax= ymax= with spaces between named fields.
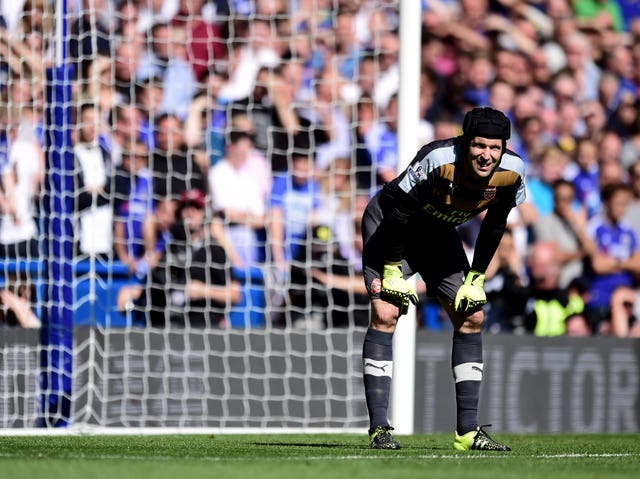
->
xmin=252 ymin=442 xmax=365 ymax=449
xmin=252 ymin=441 xmax=431 ymax=450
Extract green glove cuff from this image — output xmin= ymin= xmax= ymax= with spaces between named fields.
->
xmin=464 ymin=270 xmax=485 ymax=287
xmin=380 ymin=262 xmax=418 ymax=316
xmin=383 ymin=262 xmax=403 ymax=280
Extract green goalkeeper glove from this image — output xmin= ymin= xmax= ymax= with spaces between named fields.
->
xmin=380 ymin=262 xmax=418 ymax=316
xmin=454 ymin=270 xmax=487 ymax=314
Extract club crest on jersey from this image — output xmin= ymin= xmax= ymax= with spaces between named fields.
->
xmin=371 ymin=278 xmax=381 ymax=294
xmin=484 ymin=186 xmax=497 ymax=201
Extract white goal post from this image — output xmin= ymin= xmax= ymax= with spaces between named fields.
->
xmin=390 ymin=0 xmax=422 ymax=436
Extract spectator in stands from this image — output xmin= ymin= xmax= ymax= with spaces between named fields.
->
xmin=314 ymin=156 xmax=357 ymax=262
xmin=157 ymin=24 xmax=197 ymax=121
xmin=265 ymin=62 xmax=330 ymax=176
xmin=310 ymin=64 xmax=353 ymax=172
xmin=137 ymin=0 xmax=179 ymax=35
xmin=487 ymin=80 xmax=515 ymax=123
xmin=581 ymin=99 xmax=608 ymax=145
xmin=217 ymin=17 xmax=281 ymax=104
xmin=17 ymin=0 xmax=55 ymax=63
xmin=534 ymin=179 xmax=595 ymax=288
xmin=605 ymin=90 xmax=638 ymax=140
xmin=269 ymin=150 xmax=321 ymax=273
xmin=522 ymin=241 xmax=591 ymax=337
xmin=83 ymin=55 xmax=119 ymax=126
xmin=355 ymin=51 xmax=377 ymax=99
xmin=121 ymin=188 xmax=241 ymax=328
xmin=0 ymin=283 xmax=40 ymax=328
xmin=151 ymin=112 xmax=207 ymax=201
xmin=73 ymin=102 xmax=113 ymax=259
xmin=493 ymin=49 xmax=531 ymax=91
xmin=608 ymin=285 xmax=640 ymax=337
xmin=137 ymin=21 xmax=197 ymax=121
xmin=555 ymin=99 xmax=584 ymax=156
xmin=353 ymin=94 xmax=377 ymax=196
xmin=574 ymin=0 xmax=625 ymax=32
xmin=137 ymin=22 xmax=171 ymax=81
xmin=141 ymin=195 xmax=177 ymax=272
xmin=460 ymin=51 xmax=493 ymax=110
xmin=370 ymin=30 xmax=400 ymax=111
xmin=597 ymin=147 xmax=627 ymax=190
xmin=0 ymin=71 xmax=44 ymax=147
xmin=184 ymin=70 xmax=233 ymax=165
xmin=328 ymin=7 xmax=365 ymax=82
xmin=598 ymin=130 xmax=624 ymax=168
xmin=530 ymin=48 xmax=555 ymax=90
xmin=570 ymin=137 xmax=601 ymax=218
xmin=0 ymin=108 xmax=43 ymax=260
xmin=484 ymin=227 xmax=528 ymax=334
xmin=116 ymin=194 xmax=177 ymax=318
xmin=623 ymin=161 xmax=640 ymax=239
xmin=527 ymin=145 xmax=571 ymax=217
xmin=208 ymin=129 xmax=271 ymax=267
xmin=287 ymin=224 xmax=337 ymax=329
xmin=170 ymin=0 xmax=227 ymax=83
xmin=311 ymin=216 xmax=371 ymax=328
xmin=512 ymin=114 xmax=547 ymax=169
xmin=603 ymin=41 xmax=637 ymax=99
xmin=226 ymin=64 xmax=288 ymax=162
xmin=268 ymin=149 xmax=321 ymax=326
xmin=300 ymin=154 xmax=372 ymax=326
xmin=0 ymin=97 xmax=44 ymax=329
xmin=113 ymin=38 xmax=143 ymax=104
xmin=364 ymin=93 xmax=402 ymax=188
xmin=135 ymin=75 xmax=164 ymax=152
xmin=0 ymin=0 xmax=54 ymax=82
xmin=586 ymin=182 xmax=640 ymax=333
xmin=560 ymin=30 xmax=602 ymax=103
xmin=619 ymin=111 xmax=640 ymax=171
xmin=605 ymin=161 xmax=640 ymax=337
xmin=113 ymin=139 xmax=154 ymax=280
xmin=69 ymin=0 xmax=112 ymax=80
xmin=597 ymin=70 xmax=621 ymax=115
xmin=0 ymin=4 xmax=49 ymax=328
xmin=107 ymin=103 xmax=144 ymax=167
xmin=301 ymin=222 xmax=370 ymax=329
xmin=114 ymin=0 xmax=143 ymax=43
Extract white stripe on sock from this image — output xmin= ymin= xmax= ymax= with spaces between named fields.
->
xmin=363 ymin=358 xmax=393 ymax=377
xmin=453 ymin=362 xmax=483 ymax=383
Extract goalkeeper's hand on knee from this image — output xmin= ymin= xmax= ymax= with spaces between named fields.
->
xmin=380 ymin=262 xmax=418 ymax=316
xmin=454 ymin=270 xmax=487 ymax=314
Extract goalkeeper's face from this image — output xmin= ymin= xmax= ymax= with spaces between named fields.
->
xmin=466 ymin=137 xmax=503 ymax=179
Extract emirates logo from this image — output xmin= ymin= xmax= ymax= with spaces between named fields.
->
xmin=484 ymin=186 xmax=497 ymax=201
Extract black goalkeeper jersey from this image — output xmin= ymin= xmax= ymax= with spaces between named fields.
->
xmin=377 ymin=137 xmax=526 ymax=273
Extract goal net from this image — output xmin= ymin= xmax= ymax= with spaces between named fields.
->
xmin=0 ymin=0 xmax=403 ymax=430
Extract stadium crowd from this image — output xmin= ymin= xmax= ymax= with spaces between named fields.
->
xmin=0 ymin=0 xmax=640 ymax=336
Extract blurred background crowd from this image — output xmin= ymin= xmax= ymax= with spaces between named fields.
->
xmin=0 ymin=0 xmax=640 ymax=337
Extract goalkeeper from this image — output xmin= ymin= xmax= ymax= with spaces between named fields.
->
xmin=361 ymin=107 xmax=525 ymax=451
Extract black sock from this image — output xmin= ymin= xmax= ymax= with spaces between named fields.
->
xmin=362 ymin=328 xmax=393 ymax=435
xmin=451 ymin=331 xmax=483 ymax=435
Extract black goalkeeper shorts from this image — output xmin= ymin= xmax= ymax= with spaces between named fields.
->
xmin=361 ymin=193 xmax=469 ymax=304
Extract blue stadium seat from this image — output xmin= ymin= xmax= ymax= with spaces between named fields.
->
xmin=229 ymin=266 xmax=266 ymax=328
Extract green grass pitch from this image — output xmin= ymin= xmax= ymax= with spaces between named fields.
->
xmin=1 ymin=433 xmax=639 ymax=479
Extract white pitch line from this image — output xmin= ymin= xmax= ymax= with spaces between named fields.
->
xmin=416 ymin=453 xmax=640 ymax=460
xmin=0 ymin=452 xmax=638 ymax=462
